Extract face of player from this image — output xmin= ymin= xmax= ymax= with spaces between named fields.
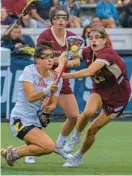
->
xmin=52 ymin=10 xmax=68 ymax=29
xmin=89 ymin=31 xmax=106 ymax=52
xmin=10 ymin=27 xmax=22 ymax=40
xmin=37 ymin=49 xmax=54 ymax=70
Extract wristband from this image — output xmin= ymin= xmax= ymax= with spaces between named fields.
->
xmin=42 ymin=86 xmax=51 ymax=95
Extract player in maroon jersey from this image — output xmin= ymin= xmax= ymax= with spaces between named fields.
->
xmin=37 ymin=5 xmax=80 ymax=159
xmin=60 ymin=27 xmax=131 ymax=167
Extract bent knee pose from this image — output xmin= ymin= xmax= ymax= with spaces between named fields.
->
xmin=1 ymin=42 xmax=63 ymax=166
xmin=61 ymin=27 xmax=131 ymax=167
xmin=37 ymin=5 xmax=80 ymax=159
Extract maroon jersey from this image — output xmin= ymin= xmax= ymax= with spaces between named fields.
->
xmin=82 ymin=46 xmax=131 ymax=115
xmin=37 ymin=28 xmax=76 ymax=94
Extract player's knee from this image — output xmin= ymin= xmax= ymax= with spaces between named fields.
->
xmin=83 ymin=109 xmax=95 ymax=118
xmin=87 ymin=126 xmax=100 ymax=136
xmin=69 ymin=115 xmax=78 ymax=121
xmin=43 ymin=142 xmax=55 ymax=154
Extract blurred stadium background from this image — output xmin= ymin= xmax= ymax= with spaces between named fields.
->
xmin=1 ymin=0 xmax=132 ymax=175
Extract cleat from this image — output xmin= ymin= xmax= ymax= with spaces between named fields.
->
xmin=1 ymin=146 xmax=17 ymax=166
xmin=1 ymin=148 xmax=7 ymax=158
xmin=63 ymin=155 xmax=83 ymax=167
xmin=25 ymin=156 xmax=35 ymax=164
xmin=64 ymin=136 xmax=79 ymax=153
xmin=55 ymin=146 xmax=73 ymax=160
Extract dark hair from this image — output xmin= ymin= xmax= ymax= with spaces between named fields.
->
xmin=2 ymin=24 xmax=21 ymax=40
xmin=34 ymin=41 xmax=52 ymax=58
xmin=49 ymin=5 xmax=69 ymax=24
xmin=82 ymin=24 xmax=92 ymax=39
xmin=87 ymin=27 xmax=107 ymax=38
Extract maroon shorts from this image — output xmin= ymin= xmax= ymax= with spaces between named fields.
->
xmin=61 ymin=79 xmax=73 ymax=94
xmin=92 ymin=84 xmax=131 ymax=117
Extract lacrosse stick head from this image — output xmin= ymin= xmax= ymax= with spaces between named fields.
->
xmin=66 ymin=36 xmax=84 ymax=60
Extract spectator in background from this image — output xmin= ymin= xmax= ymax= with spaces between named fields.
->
xmin=96 ymin=0 xmax=118 ymax=28
xmin=81 ymin=24 xmax=92 ymax=46
xmin=29 ymin=0 xmax=58 ymax=28
xmin=70 ymin=0 xmax=81 ymax=17
xmin=2 ymin=0 xmax=27 ymax=18
xmin=1 ymin=24 xmax=35 ymax=54
xmin=119 ymin=0 xmax=132 ymax=27
xmin=21 ymin=14 xmax=37 ymax=28
xmin=0 ymin=7 xmax=14 ymax=25
xmin=91 ymin=16 xmax=102 ymax=27
xmin=67 ymin=16 xmax=81 ymax=28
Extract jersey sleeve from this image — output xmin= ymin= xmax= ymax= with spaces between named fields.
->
xmin=96 ymin=48 xmax=114 ymax=66
xmin=19 ymin=66 xmax=34 ymax=83
xmin=37 ymin=30 xmax=50 ymax=44
xmin=54 ymin=78 xmax=63 ymax=97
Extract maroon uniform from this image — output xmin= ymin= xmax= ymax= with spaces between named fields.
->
xmin=82 ymin=46 xmax=131 ymax=116
xmin=37 ymin=28 xmax=76 ymax=94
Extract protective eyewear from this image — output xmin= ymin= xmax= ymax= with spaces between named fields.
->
xmin=53 ymin=14 xmax=69 ymax=21
xmin=40 ymin=53 xmax=54 ymax=59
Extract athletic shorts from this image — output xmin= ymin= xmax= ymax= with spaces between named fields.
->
xmin=10 ymin=118 xmax=41 ymax=140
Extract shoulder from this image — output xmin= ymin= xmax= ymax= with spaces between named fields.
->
xmin=38 ymin=29 xmax=51 ymax=39
xmin=82 ymin=46 xmax=92 ymax=56
xmin=98 ymin=47 xmax=115 ymax=58
xmin=66 ymin=30 xmax=76 ymax=37
xmin=40 ymin=29 xmax=51 ymax=36
xmin=23 ymin=64 xmax=35 ymax=73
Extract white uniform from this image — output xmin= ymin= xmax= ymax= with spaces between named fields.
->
xmin=10 ymin=64 xmax=63 ymax=136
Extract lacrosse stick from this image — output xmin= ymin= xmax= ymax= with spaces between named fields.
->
xmin=1 ymin=0 xmax=39 ymax=40
xmin=47 ymin=36 xmax=84 ymax=104
xmin=38 ymin=36 xmax=84 ymax=128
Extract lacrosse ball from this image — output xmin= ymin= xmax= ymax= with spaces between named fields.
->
xmin=70 ymin=45 xmax=79 ymax=52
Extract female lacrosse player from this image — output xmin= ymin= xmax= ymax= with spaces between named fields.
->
xmin=37 ymin=5 xmax=80 ymax=159
xmin=61 ymin=27 xmax=131 ymax=167
xmin=1 ymin=42 xmax=63 ymax=167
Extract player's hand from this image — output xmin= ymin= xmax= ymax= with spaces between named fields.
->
xmin=15 ymin=43 xmax=23 ymax=48
xmin=50 ymin=84 xmax=58 ymax=93
xmin=43 ymin=104 xmax=56 ymax=114
xmin=62 ymin=72 xmax=71 ymax=79
xmin=42 ymin=83 xmax=58 ymax=95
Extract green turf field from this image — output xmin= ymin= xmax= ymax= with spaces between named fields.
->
xmin=1 ymin=122 xmax=132 ymax=175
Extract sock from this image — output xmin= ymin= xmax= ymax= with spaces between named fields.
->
xmin=74 ymin=150 xmax=83 ymax=158
xmin=72 ymin=129 xmax=81 ymax=138
xmin=56 ymin=134 xmax=66 ymax=147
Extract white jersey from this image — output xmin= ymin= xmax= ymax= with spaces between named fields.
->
xmin=10 ymin=64 xmax=63 ymax=129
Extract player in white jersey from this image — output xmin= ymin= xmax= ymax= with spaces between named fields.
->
xmin=1 ymin=42 xmax=63 ymax=167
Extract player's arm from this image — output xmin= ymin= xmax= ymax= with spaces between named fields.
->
xmin=63 ymin=60 xmax=105 ymax=79
xmin=43 ymin=95 xmax=59 ymax=113
xmin=30 ymin=9 xmax=45 ymax=24
xmin=23 ymin=82 xmax=58 ymax=103
xmin=42 ymin=78 xmax=63 ymax=113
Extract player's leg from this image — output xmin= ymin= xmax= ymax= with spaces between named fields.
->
xmin=55 ymin=93 xmax=79 ymax=158
xmin=1 ymin=127 xmax=55 ymax=166
xmin=64 ymin=93 xmax=102 ymax=153
xmin=63 ymin=109 xmax=112 ymax=167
